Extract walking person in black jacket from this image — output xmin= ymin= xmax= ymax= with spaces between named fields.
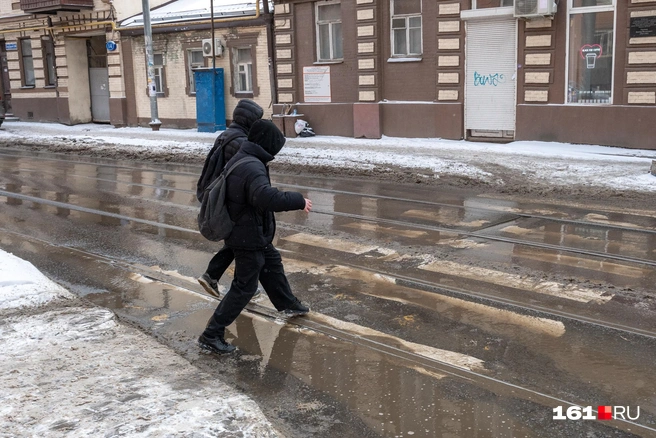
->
xmin=196 ymin=99 xmax=264 ymax=298
xmin=198 ymin=119 xmax=312 ymax=354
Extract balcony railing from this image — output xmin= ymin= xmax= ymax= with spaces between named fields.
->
xmin=20 ymin=0 xmax=94 ymax=13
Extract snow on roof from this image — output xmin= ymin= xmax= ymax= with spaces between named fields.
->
xmin=120 ymin=0 xmax=268 ymax=27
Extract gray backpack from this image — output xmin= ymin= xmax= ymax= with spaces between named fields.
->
xmin=197 ymin=156 xmax=259 ymax=242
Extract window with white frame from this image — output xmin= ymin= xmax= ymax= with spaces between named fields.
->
xmin=234 ymin=47 xmax=253 ymax=93
xmin=316 ymin=1 xmax=343 ymax=61
xmin=20 ymin=38 xmax=35 ymax=87
xmin=567 ymin=0 xmax=615 ymax=104
xmin=472 ymin=0 xmax=513 ymax=8
xmin=42 ymin=37 xmax=56 ymax=87
xmin=153 ymin=53 xmax=166 ymax=95
xmin=391 ymin=0 xmax=422 ymax=57
xmin=187 ymin=49 xmax=204 ymax=94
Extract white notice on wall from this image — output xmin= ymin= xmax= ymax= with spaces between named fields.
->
xmin=303 ymin=66 xmax=331 ymax=103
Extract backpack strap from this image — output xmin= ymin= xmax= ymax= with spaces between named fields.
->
xmin=218 ymin=130 xmax=244 ymax=157
xmin=223 ymin=155 xmax=261 ymax=177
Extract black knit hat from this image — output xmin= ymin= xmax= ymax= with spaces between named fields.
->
xmin=232 ymin=99 xmax=264 ymax=131
xmin=248 ymin=119 xmax=286 ymax=157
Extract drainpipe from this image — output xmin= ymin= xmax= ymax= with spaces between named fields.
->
xmin=0 ymin=20 xmax=117 ymax=35
xmin=265 ymin=0 xmax=277 ymax=110
xmin=0 ymin=8 xmax=262 ymax=36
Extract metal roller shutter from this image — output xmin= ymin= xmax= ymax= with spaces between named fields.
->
xmin=465 ymin=18 xmax=517 ymax=132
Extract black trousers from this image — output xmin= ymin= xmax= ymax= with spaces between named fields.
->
xmin=205 ymin=245 xmax=234 ymax=280
xmin=203 ymin=244 xmax=297 ymax=339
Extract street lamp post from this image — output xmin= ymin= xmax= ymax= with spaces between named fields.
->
xmin=142 ymin=0 xmax=161 ymax=131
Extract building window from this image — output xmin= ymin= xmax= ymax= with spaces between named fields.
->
xmin=227 ymin=34 xmax=259 ymax=97
xmin=153 ymin=53 xmax=166 ymax=96
xmin=316 ymin=1 xmax=343 ymax=61
xmin=187 ymin=49 xmax=204 ymax=94
xmin=567 ymin=0 xmax=615 ymax=104
xmin=391 ymin=0 xmax=422 ymax=57
xmin=42 ymin=37 xmax=56 ymax=87
xmin=472 ymin=0 xmax=513 ymax=8
xmin=572 ymin=0 xmax=612 ymax=6
xmin=19 ymin=38 xmax=35 ymax=87
xmin=234 ymin=47 xmax=253 ymax=93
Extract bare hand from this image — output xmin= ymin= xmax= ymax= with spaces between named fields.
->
xmin=303 ymin=198 xmax=312 ymax=213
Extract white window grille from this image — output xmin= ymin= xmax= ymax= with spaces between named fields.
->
xmin=316 ymin=1 xmax=343 ymax=61
xmin=188 ymin=49 xmax=204 ymax=93
xmin=20 ymin=39 xmax=35 ymax=87
xmin=235 ymin=47 xmax=253 ymax=93
xmin=153 ymin=53 xmax=165 ymax=94
xmin=391 ymin=0 xmax=422 ymax=56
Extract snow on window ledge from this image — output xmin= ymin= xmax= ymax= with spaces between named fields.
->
xmin=387 ymin=57 xmax=422 ymax=63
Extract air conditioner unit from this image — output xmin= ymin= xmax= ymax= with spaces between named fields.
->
xmin=202 ymin=38 xmax=223 ymax=57
xmin=514 ymin=0 xmax=557 ymax=18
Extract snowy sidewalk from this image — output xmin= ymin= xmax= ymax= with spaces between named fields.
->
xmin=0 ymin=249 xmax=280 ymax=437
xmin=1 ymin=120 xmax=655 ymax=193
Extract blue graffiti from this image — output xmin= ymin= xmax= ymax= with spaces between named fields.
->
xmin=473 ymin=71 xmax=506 ymax=87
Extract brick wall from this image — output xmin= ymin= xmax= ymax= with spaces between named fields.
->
xmin=625 ymin=0 xmax=656 ymax=105
xmin=519 ymin=16 xmax=558 ymax=104
xmin=130 ymin=26 xmax=272 ymax=126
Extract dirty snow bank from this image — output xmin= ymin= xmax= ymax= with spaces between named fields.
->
xmin=0 ymin=250 xmax=73 ymax=309
xmin=0 ymin=249 xmax=281 ymax=437
xmin=1 ymin=121 xmax=655 ymax=194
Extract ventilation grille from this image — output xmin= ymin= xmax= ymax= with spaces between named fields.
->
xmin=515 ymin=0 xmax=538 ymax=15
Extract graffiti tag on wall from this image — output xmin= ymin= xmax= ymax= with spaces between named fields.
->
xmin=473 ymin=71 xmax=506 ymax=87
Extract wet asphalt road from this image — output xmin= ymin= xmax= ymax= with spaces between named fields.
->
xmin=0 ymin=147 xmax=655 ymax=437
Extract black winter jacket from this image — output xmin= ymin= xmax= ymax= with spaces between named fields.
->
xmin=224 ymin=141 xmax=305 ymax=250
xmin=196 ymin=100 xmax=263 ymax=202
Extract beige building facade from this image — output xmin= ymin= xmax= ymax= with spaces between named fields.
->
xmin=0 ymin=0 xmax=274 ymax=129
xmin=120 ymin=21 xmax=274 ymax=128
xmin=0 ymin=0 xmax=123 ymax=124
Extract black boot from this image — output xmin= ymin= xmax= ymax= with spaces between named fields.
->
xmin=281 ymin=298 xmax=309 ymax=317
xmin=198 ymin=333 xmax=236 ymax=354
xmin=198 ymin=273 xmax=220 ymax=298
xmin=199 ymin=315 xmax=236 ymax=354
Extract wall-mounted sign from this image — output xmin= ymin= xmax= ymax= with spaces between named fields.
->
xmin=580 ymin=44 xmax=602 ymax=69
xmin=5 ymin=43 xmax=17 ymax=51
xmin=630 ymin=16 xmax=656 ymax=38
xmin=105 ymin=41 xmax=117 ymax=52
xmin=303 ymin=66 xmax=331 ymax=103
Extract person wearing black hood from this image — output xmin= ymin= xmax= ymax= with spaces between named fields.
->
xmin=196 ymin=99 xmax=264 ymax=299
xmin=198 ymin=119 xmax=312 ymax=354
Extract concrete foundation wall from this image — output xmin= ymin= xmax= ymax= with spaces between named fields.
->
xmin=517 ymin=105 xmax=656 ymax=149
xmin=10 ymin=96 xmax=58 ymax=122
xmin=381 ymin=103 xmax=463 ymax=139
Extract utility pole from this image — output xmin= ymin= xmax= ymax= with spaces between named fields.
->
xmin=142 ymin=0 xmax=161 ymax=131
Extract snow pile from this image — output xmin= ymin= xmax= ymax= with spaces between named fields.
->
xmin=0 ymin=250 xmax=73 ymax=309
xmin=0 ymin=249 xmax=281 ymax=437
xmin=1 ymin=121 xmax=655 ymax=193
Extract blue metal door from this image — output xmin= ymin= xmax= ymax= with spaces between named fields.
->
xmin=195 ymin=68 xmax=226 ymax=132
